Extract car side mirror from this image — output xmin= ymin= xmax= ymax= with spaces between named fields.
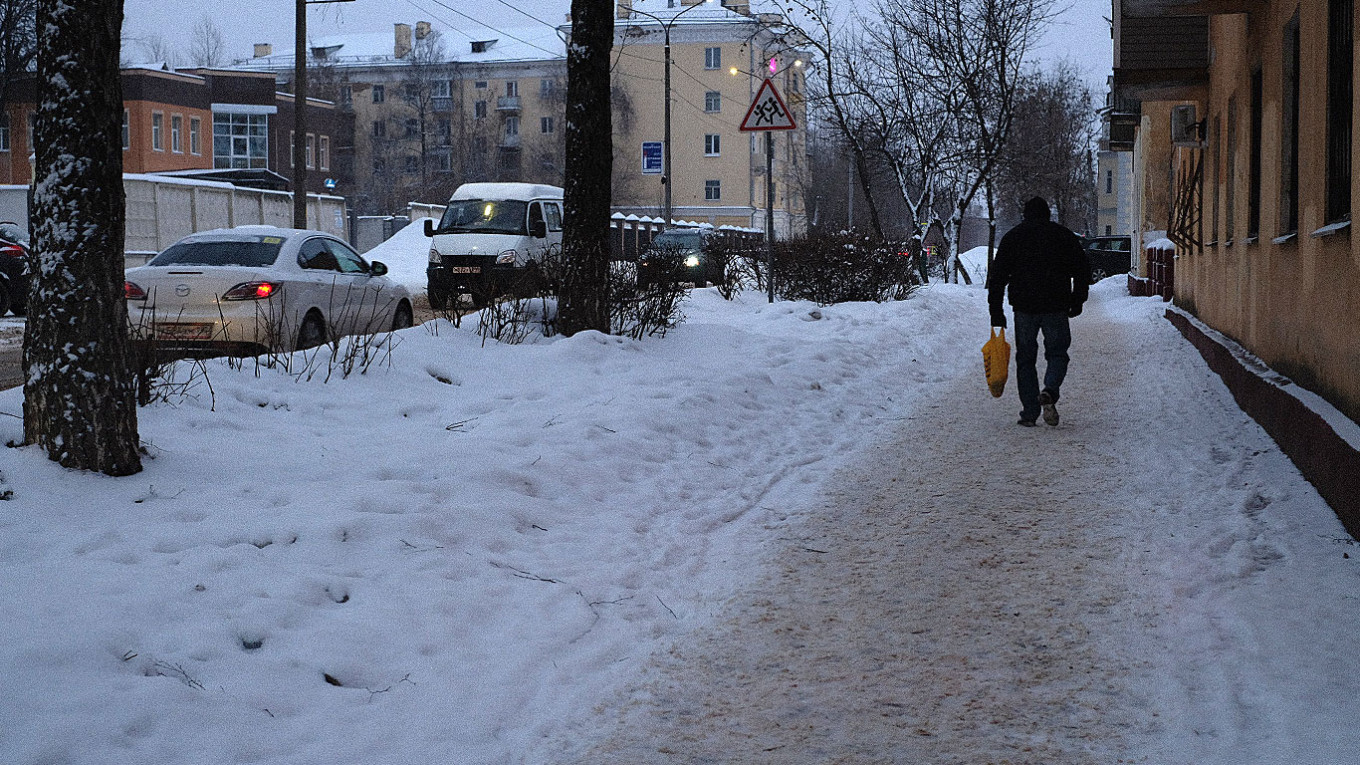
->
xmin=530 ymin=219 xmax=547 ymax=239
xmin=370 ymin=261 xmax=388 ymax=276
xmin=424 ymin=219 xmax=435 ymax=237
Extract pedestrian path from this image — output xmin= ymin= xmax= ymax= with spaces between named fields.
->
xmin=541 ymin=285 xmax=1360 ymax=764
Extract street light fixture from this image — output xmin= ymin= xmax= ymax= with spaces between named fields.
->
xmin=626 ymin=0 xmax=717 ymax=228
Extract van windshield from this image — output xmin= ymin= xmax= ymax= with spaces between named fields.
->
xmin=436 ymin=200 xmax=528 ymax=236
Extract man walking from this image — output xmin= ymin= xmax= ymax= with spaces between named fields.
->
xmin=988 ymin=197 xmax=1091 ymax=427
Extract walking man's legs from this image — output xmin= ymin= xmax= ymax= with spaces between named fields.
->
xmin=1013 ymin=312 xmax=1042 ymax=423
xmin=1039 ymin=313 xmax=1072 ymax=399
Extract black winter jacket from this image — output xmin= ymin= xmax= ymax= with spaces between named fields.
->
xmin=988 ymin=201 xmax=1090 ymax=326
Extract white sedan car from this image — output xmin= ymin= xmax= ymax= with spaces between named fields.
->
xmin=124 ymin=227 xmax=413 ymax=354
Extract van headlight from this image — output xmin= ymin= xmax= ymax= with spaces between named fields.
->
xmin=428 ymin=248 xmax=441 ymax=264
xmin=684 ymin=255 xmax=701 ymax=268
xmin=496 ymin=250 xmax=517 ymax=265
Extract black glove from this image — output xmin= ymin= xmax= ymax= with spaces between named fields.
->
xmin=990 ymin=312 xmax=1006 ymax=329
xmin=1068 ymin=303 xmax=1083 ymax=318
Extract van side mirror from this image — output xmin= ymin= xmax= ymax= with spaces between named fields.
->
xmin=424 ymin=219 xmax=435 ymax=237
xmin=530 ymin=218 xmax=547 ymax=239
xmin=369 ymin=261 xmax=389 ymax=276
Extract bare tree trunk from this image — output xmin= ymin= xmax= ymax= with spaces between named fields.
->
xmin=557 ymin=0 xmax=613 ymax=336
xmin=23 ymin=0 xmax=140 ymax=476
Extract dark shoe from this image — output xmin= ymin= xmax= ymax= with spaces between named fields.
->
xmin=1017 ymin=418 xmax=1037 ymax=427
xmin=1039 ymin=390 xmax=1059 ymax=426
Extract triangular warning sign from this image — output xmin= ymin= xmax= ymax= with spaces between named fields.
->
xmin=739 ymin=79 xmax=797 ymax=132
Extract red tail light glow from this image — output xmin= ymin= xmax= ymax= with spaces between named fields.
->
xmin=223 ymin=282 xmax=280 ymax=301
xmin=0 ymin=245 xmax=23 ymax=259
xmin=124 ymin=281 xmax=147 ymax=300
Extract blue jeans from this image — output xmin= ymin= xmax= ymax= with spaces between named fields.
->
xmin=1013 ymin=311 xmax=1071 ymax=421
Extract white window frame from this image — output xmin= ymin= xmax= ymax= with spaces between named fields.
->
xmin=151 ymin=111 xmax=164 ymax=151
xmin=541 ymin=116 xmax=555 ymax=134
xmin=704 ymin=179 xmax=721 ymax=200
xmin=319 ymin=135 xmax=329 ymax=171
xmin=704 ymin=91 xmax=721 ymax=113
xmin=704 ymin=133 xmax=720 ymax=156
xmin=705 ymin=47 xmax=722 ymax=70
xmin=189 ymin=116 xmax=201 ymax=155
xmin=170 ymin=114 xmax=182 ymax=153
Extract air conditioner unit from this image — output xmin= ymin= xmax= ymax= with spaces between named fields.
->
xmin=1171 ymin=104 xmax=1204 ymax=147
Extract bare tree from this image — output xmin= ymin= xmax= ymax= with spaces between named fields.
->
xmin=994 ymin=62 xmax=1098 ymax=232
xmin=0 ymin=0 xmax=35 ymax=113
xmin=130 ymin=33 xmax=180 ymax=68
xmin=557 ymin=0 xmax=613 ymax=336
xmin=188 ymin=15 xmax=226 ymax=68
xmin=24 ymin=0 xmax=141 ymax=475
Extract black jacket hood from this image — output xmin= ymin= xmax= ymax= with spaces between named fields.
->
xmin=1023 ymin=197 xmax=1051 ymax=222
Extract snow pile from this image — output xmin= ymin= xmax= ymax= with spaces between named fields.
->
xmin=361 ymin=218 xmax=435 ymax=294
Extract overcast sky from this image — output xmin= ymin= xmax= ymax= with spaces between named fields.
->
xmin=121 ymin=0 xmax=1113 ymax=87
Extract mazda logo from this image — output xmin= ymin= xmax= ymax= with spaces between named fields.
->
xmin=175 ymin=284 xmax=190 ymax=297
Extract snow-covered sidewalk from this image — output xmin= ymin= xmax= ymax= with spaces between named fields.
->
xmin=538 ymin=284 xmax=1360 ymax=763
xmin=1 ymin=280 xmax=1357 ymax=764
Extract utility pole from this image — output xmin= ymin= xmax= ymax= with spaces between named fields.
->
xmin=293 ymin=0 xmax=354 ymax=229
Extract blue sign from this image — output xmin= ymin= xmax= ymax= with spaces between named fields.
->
xmin=641 ymin=141 xmax=663 ymax=175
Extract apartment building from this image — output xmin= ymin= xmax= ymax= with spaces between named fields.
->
xmin=606 ymin=0 xmax=810 ymax=234
xmin=245 ymin=23 xmax=567 ymax=215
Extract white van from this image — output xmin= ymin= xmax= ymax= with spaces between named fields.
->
xmin=424 ymin=182 xmax=565 ymax=308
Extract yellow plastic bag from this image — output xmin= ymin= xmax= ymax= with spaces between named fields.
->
xmin=982 ymin=328 xmax=1010 ymax=398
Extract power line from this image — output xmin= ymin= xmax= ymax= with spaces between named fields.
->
xmin=398 ymin=0 xmax=565 ymax=59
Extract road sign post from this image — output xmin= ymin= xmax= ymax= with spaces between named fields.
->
xmin=739 ymin=79 xmax=797 ymax=303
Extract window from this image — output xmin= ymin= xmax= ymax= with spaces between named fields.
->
xmin=1248 ymin=67 xmax=1262 ymax=239
xmin=505 ymin=116 xmax=519 ymax=136
xmin=544 ymin=202 xmax=562 ymax=231
xmin=437 ymin=118 xmax=452 ymax=140
xmin=0 ymin=114 xmax=9 ymax=152
xmin=288 ymin=130 xmax=295 ymax=167
xmin=475 ymin=80 xmax=487 ymax=89
xmin=435 ymin=148 xmax=452 ymax=172
xmin=404 ymin=155 xmax=418 ymax=174
xmin=171 ymin=114 xmax=182 ymax=153
xmin=705 ymin=179 xmax=721 ymax=200
xmin=319 ymin=135 xmax=329 ymax=171
xmin=705 ymin=46 xmax=722 ymax=70
xmin=1327 ymin=0 xmax=1353 ymax=223
xmin=405 ymin=118 xmax=419 ymax=138
xmin=212 ymin=112 xmax=269 ymax=169
xmin=372 ymin=84 xmax=385 ymax=104
xmin=705 ymin=91 xmax=721 ymax=113
xmin=705 ymin=133 xmax=720 ymax=156
xmin=541 ymin=116 xmax=554 ymax=134
xmin=373 ymin=119 xmax=386 ymax=138
xmin=151 ymin=111 xmax=164 ymax=151
xmin=189 ymin=117 xmax=201 ymax=155
xmin=405 ymin=83 xmax=419 ymax=103
xmin=1105 ymin=170 xmax=1113 ymax=195
xmin=1281 ymin=10 xmax=1301 ymax=235
xmin=121 ymin=109 xmax=128 ymax=150
xmin=505 ymin=80 xmax=519 ymax=97
xmin=1105 ymin=225 xmax=1112 ymax=235
xmin=340 ymin=85 xmax=352 ymax=108
xmin=540 ymin=78 xmax=556 ymax=98
xmin=474 ymin=100 xmax=487 ymax=119
xmin=306 ymin=133 xmax=316 ymax=169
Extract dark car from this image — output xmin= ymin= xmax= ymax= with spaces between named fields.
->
xmin=0 ymin=222 xmax=28 ymax=316
xmin=1085 ymin=235 xmax=1132 ymax=283
xmin=637 ymin=228 xmax=724 ymax=288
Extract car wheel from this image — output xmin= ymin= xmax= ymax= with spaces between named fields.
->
xmin=1090 ymin=267 xmax=1108 ymax=284
xmin=296 ymin=312 xmax=327 ymax=350
xmin=391 ymin=302 xmax=414 ymax=331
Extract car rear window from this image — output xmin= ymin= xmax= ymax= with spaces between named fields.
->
xmin=149 ymin=238 xmax=284 ymax=267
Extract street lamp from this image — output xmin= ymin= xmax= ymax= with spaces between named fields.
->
xmin=626 ymin=0 xmax=716 ymax=228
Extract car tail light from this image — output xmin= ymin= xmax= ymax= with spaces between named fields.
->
xmin=124 ymin=281 xmax=147 ymax=301
xmin=222 ymin=281 xmax=279 ymax=300
xmin=0 ymin=244 xmax=23 ymax=259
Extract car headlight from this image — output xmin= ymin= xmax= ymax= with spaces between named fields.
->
xmin=496 ymin=250 xmax=517 ymax=265
xmin=428 ymin=248 xmax=441 ymax=264
xmin=684 ymin=255 xmax=701 ymax=268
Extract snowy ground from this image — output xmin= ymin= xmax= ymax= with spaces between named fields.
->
xmin=1 ymin=277 xmax=1358 ymax=763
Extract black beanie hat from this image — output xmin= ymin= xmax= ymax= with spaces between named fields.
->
xmin=1023 ymin=197 xmax=1051 ymax=221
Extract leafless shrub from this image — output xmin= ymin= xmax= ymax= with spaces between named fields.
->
xmin=610 ymin=259 xmax=687 ymax=339
xmin=774 ymin=232 xmax=921 ymax=305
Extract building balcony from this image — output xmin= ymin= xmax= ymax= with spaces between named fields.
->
xmin=1114 ymin=10 xmax=1209 ymax=102
xmin=500 ymin=134 xmax=521 ymax=149
xmin=432 ymin=96 xmax=453 ymax=112
xmin=1119 ymin=0 xmax=1262 ymax=15
xmin=496 ymin=96 xmax=521 ymax=111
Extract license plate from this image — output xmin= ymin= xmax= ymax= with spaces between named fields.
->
xmin=451 ymin=266 xmax=481 ymax=274
xmin=154 ymin=322 xmax=214 ymax=341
